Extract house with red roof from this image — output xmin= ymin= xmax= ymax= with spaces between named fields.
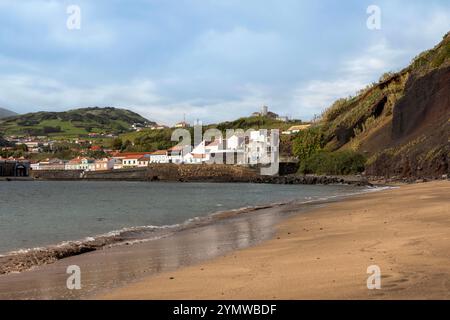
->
xmin=120 ymin=153 xmax=151 ymax=168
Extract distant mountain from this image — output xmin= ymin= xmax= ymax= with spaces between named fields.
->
xmin=313 ymin=32 xmax=450 ymax=178
xmin=0 ymin=107 xmax=17 ymax=119
xmin=0 ymin=107 xmax=156 ymax=137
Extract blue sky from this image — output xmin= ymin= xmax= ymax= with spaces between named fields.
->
xmin=0 ymin=0 xmax=449 ymax=125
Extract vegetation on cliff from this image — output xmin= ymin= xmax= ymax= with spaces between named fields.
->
xmin=293 ymin=32 xmax=450 ymax=178
xmin=209 ymin=116 xmax=302 ymax=132
xmin=299 ymin=150 xmax=366 ymax=175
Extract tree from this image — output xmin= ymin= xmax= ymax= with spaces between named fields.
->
xmin=122 ymin=139 xmax=132 ymax=151
xmin=112 ymin=137 xmax=123 ymax=150
xmin=16 ymin=143 xmax=29 ymax=152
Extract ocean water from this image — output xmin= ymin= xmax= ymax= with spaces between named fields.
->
xmin=0 ymin=181 xmax=368 ymax=254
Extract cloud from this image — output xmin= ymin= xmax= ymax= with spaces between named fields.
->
xmin=290 ymin=79 xmax=367 ymax=119
xmin=341 ymin=38 xmax=407 ymax=78
xmin=287 ymin=37 xmax=410 ymax=119
xmin=0 ymin=0 xmax=448 ymax=124
xmin=167 ymin=26 xmax=287 ymax=82
xmin=0 ymin=74 xmax=160 ymax=118
xmin=0 ymin=0 xmax=115 ymax=51
xmin=0 ymin=73 xmax=272 ymax=125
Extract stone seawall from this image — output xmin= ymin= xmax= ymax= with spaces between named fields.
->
xmin=31 ymin=170 xmax=84 ymax=180
xmin=29 ymin=164 xmax=371 ymax=186
xmin=30 ymin=164 xmax=259 ymax=182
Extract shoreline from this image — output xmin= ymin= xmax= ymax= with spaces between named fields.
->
xmin=0 ymin=184 xmax=377 ymax=299
xmin=0 ymin=182 xmax=377 ymax=275
xmin=99 ymin=180 xmax=450 ymax=300
xmin=0 ymin=200 xmax=292 ymax=275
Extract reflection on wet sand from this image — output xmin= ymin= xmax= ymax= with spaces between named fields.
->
xmin=0 ymin=205 xmax=283 ymax=299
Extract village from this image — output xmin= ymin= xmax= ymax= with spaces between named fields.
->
xmin=0 ymin=106 xmax=310 ymax=177
xmin=0 ymin=130 xmax=278 ymax=175
xmin=26 ymin=128 xmax=278 ymax=172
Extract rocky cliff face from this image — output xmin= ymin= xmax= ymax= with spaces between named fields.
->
xmin=320 ymin=32 xmax=450 ymax=179
xmin=365 ymin=64 xmax=449 ymax=178
xmin=392 ymin=66 xmax=450 ymax=140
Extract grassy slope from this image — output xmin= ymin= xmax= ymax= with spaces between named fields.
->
xmin=120 ymin=116 xmax=304 ymax=153
xmin=207 ymin=116 xmax=303 ymax=132
xmin=317 ymin=32 xmax=450 ymax=177
xmin=0 ymin=107 xmax=154 ymax=138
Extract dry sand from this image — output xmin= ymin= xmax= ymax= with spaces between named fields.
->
xmin=100 ymin=181 xmax=450 ymax=300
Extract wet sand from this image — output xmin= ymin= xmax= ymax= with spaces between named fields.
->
xmin=0 ymin=200 xmax=311 ymax=299
xmin=100 ymin=181 xmax=450 ymax=300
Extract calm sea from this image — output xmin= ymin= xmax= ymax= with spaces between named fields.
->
xmin=0 ymin=181 xmax=368 ymax=254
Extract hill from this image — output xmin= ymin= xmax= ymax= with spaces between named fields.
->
xmin=295 ymin=32 xmax=450 ymax=178
xmin=0 ymin=107 xmax=17 ymax=119
xmin=207 ymin=116 xmax=302 ymax=132
xmin=0 ymin=107 xmax=155 ymax=137
xmin=118 ymin=116 xmax=304 ymax=154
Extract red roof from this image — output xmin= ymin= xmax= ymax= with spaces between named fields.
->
xmin=112 ymin=152 xmax=150 ymax=158
xmin=68 ymin=157 xmax=82 ymax=164
xmin=151 ymin=150 xmax=167 ymax=155
xmin=123 ymin=154 xmax=147 ymax=160
xmin=168 ymin=145 xmax=184 ymax=151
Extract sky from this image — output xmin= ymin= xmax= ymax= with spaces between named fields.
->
xmin=0 ymin=0 xmax=449 ymax=125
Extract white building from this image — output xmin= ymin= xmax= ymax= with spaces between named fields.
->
xmin=244 ymin=130 xmax=273 ymax=165
xmin=183 ymin=152 xmax=206 ymax=164
xmin=137 ymin=156 xmax=150 ymax=167
xmin=65 ymin=157 xmax=94 ymax=170
xmin=149 ymin=150 xmax=169 ymax=163
xmin=225 ymin=134 xmax=245 ymax=151
xmin=122 ymin=155 xmax=141 ymax=168
xmin=65 ymin=157 xmax=83 ymax=170
xmin=30 ymin=158 xmax=66 ymax=171
xmin=92 ymin=158 xmax=115 ymax=171
xmin=113 ymin=158 xmax=123 ymax=170
xmin=167 ymin=146 xmax=187 ymax=164
xmin=111 ymin=153 xmax=151 ymax=169
xmin=182 ymin=135 xmax=246 ymax=165
xmin=282 ymin=124 xmax=312 ymax=135
xmin=174 ymin=121 xmax=189 ymax=128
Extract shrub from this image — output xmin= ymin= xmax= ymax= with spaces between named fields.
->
xmin=292 ymin=126 xmax=325 ymax=162
xmin=321 ymin=98 xmax=351 ymax=122
xmin=43 ymin=126 xmax=62 ymax=134
xmin=298 ymin=150 xmax=366 ymax=175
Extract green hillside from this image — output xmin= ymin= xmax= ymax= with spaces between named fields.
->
xmin=0 ymin=107 xmax=154 ymax=138
xmin=117 ymin=116 xmax=304 ymax=153
xmin=207 ymin=116 xmax=302 ymax=132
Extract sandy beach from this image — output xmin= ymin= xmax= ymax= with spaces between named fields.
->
xmin=100 ymin=181 xmax=450 ymax=300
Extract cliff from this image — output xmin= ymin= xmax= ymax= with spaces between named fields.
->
xmin=318 ymin=32 xmax=450 ymax=178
